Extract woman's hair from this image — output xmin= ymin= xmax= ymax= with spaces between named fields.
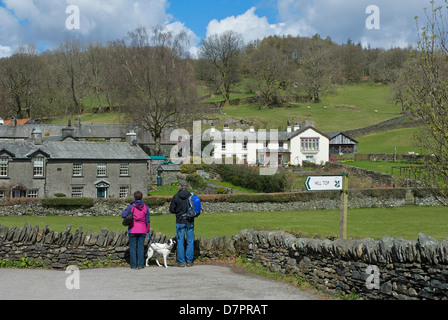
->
xmin=133 ymin=191 xmax=143 ymax=200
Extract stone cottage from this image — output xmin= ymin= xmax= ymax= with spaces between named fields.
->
xmin=0 ymin=129 xmax=149 ymax=199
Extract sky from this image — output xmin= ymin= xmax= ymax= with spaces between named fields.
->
xmin=0 ymin=0 xmax=445 ymax=58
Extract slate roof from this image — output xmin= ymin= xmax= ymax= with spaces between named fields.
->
xmin=0 ymin=140 xmax=149 ymax=161
xmin=0 ymin=124 xmax=176 ymax=145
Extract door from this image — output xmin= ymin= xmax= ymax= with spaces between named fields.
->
xmin=95 ymin=181 xmax=110 ymax=198
xmin=97 ymin=187 xmax=107 ymax=198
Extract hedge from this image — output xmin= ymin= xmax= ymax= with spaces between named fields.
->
xmin=41 ymin=197 xmax=94 ymax=208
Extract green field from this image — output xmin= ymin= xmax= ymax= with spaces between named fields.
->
xmin=1 ymin=206 xmax=447 ymax=241
xmin=222 ymin=84 xmax=401 ymax=132
xmin=339 ymin=160 xmax=424 ymax=177
xmin=356 ymin=127 xmax=422 ymax=154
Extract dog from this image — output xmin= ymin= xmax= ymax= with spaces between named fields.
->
xmin=145 ymin=237 xmax=177 ymax=268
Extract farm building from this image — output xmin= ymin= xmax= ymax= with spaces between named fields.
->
xmin=326 ymin=132 xmax=358 ymax=154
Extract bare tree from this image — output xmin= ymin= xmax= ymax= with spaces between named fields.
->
xmin=405 ymin=0 xmax=448 ymax=204
xmin=110 ymin=26 xmax=198 ymax=155
xmin=0 ymin=45 xmax=42 ymax=119
xmin=298 ymin=36 xmax=334 ymax=103
xmin=57 ymin=38 xmax=89 ymax=115
xmin=197 ymin=31 xmax=244 ymax=106
xmin=248 ymin=45 xmax=289 ymax=108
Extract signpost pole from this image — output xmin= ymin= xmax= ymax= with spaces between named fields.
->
xmin=339 ymin=173 xmax=349 ymax=239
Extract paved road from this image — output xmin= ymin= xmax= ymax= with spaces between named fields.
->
xmin=0 ymin=263 xmax=320 ymax=301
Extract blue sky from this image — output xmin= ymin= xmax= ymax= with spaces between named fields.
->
xmin=0 ymin=0 xmax=443 ymax=58
xmin=166 ymin=0 xmax=278 ymax=38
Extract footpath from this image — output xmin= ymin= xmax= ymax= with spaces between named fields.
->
xmin=0 ymin=263 xmax=321 ymax=301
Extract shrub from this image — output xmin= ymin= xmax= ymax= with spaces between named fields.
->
xmin=213 ymin=164 xmax=286 ymax=193
xmin=186 ymin=173 xmax=207 ymax=190
xmin=53 ymin=193 xmax=66 ymax=198
xmin=41 ymin=197 xmax=94 ymax=208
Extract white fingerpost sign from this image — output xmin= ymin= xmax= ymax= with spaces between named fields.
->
xmin=305 ymin=174 xmax=349 ymax=239
xmin=305 ymin=175 xmax=343 ymax=191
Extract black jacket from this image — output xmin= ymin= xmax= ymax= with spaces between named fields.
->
xmin=169 ymin=188 xmax=191 ymax=224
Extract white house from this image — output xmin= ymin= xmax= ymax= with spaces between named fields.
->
xmin=206 ymin=122 xmax=330 ymax=167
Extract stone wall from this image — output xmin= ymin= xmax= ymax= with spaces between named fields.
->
xmin=0 ymin=189 xmax=441 ymax=217
xmin=344 ymin=115 xmax=423 ymax=138
xmin=1 ymin=223 xmax=447 ymax=300
xmin=232 ymin=230 xmax=448 ymax=300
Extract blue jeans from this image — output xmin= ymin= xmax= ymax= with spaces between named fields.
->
xmin=176 ymin=222 xmax=194 ymax=265
xmin=129 ymin=233 xmax=146 ymax=268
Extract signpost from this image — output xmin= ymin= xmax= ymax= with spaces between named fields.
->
xmin=305 ymin=174 xmax=349 ymax=239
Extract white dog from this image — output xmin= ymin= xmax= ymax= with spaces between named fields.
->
xmin=145 ymin=237 xmax=177 ymax=268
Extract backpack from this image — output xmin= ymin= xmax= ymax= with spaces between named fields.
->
xmin=184 ymin=193 xmax=201 ymax=220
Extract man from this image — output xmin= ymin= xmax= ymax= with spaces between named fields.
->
xmin=169 ymin=180 xmax=195 ymax=267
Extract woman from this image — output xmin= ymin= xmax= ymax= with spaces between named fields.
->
xmin=121 ymin=191 xmax=150 ymax=269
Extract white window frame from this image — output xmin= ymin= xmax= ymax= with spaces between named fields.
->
xmin=97 ymin=163 xmax=107 ymax=177
xmin=28 ymin=190 xmax=39 ymax=198
xmin=120 ymin=163 xmax=130 ymax=176
xmin=71 ymin=187 xmax=83 ymax=198
xmin=119 ymin=186 xmax=130 ymax=199
xmin=0 ymin=157 xmax=8 ymax=177
xmin=301 ymin=138 xmax=320 ymax=152
xmin=73 ymin=163 xmax=83 ymax=177
xmin=33 ymin=157 xmax=45 ymax=177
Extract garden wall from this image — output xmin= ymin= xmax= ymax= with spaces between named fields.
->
xmin=1 ymin=223 xmax=447 ymax=300
xmin=0 ymin=188 xmax=441 ymax=217
xmin=233 ymin=230 xmax=448 ymax=300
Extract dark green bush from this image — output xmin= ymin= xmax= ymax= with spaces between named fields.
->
xmin=186 ymin=173 xmax=207 ymax=190
xmin=213 ymin=164 xmax=286 ymax=193
xmin=41 ymin=197 xmax=94 ymax=208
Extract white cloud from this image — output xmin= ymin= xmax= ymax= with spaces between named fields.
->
xmin=275 ymin=0 xmax=431 ymax=48
xmin=0 ymin=45 xmax=13 ymax=58
xmin=0 ymin=0 xmax=198 ymax=56
xmin=206 ymin=7 xmax=288 ymax=44
xmin=204 ymin=0 xmax=434 ymax=49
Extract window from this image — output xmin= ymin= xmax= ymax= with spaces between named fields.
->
xmin=119 ymin=186 xmax=129 ymax=199
xmin=33 ymin=157 xmax=44 ymax=177
xmin=120 ymin=163 xmax=130 ymax=176
xmin=222 ymin=142 xmax=226 ymax=150
xmin=73 ymin=163 xmax=83 ymax=176
xmin=301 ymin=138 xmax=320 ymax=151
xmin=243 ymin=141 xmax=248 ymax=150
xmin=0 ymin=157 xmax=8 ymax=177
xmin=72 ymin=187 xmax=83 ymax=198
xmin=0 ymin=190 xmax=5 ymax=198
xmin=97 ymin=163 xmax=107 ymax=176
xmin=28 ymin=190 xmax=39 ymax=198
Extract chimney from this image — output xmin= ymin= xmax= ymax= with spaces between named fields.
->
xmin=32 ymin=128 xmax=43 ymax=145
xmin=210 ymin=123 xmax=215 ymax=134
xmin=249 ymin=122 xmax=255 ymax=133
xmin=126 ymin=131 xmax=138 ymax=146
xmin=0 ymin=118 xmax=3 ymax=125
xmin=293 ymin=123 xmax=301 ymax=131
xmin=11 ymin=118 xmax=17 ymax=127
xmin=286 ymin=121 xmax=292 ymax=133
xmin=61 ymin=121 xmax=75 ymax=139
xmin=223 ymin=124 xmax=230 ymax=132
xmin=74 ymin=116 xmax=81 ymax=127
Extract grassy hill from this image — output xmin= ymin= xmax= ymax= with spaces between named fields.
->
xmin=46 ymin=83 xmax=420 ymax=154
xmin=217 ymin=83 xmax=402 ymax=132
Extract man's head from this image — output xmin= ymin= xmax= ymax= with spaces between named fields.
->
xmin=178 ymin=180 xmax=188 ymax=189
xmin=134 ymin=191 xmax=143 ymax=200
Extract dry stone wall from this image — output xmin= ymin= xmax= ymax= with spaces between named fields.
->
xmin=1 ymin=222 xmax=447 ymax=300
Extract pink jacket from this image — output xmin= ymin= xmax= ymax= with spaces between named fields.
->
xmin=121 ymin=201 xmax=150 ymax=234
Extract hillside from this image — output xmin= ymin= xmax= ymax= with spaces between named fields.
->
xmin=46 ymin=83 xmax=420 ymax=154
